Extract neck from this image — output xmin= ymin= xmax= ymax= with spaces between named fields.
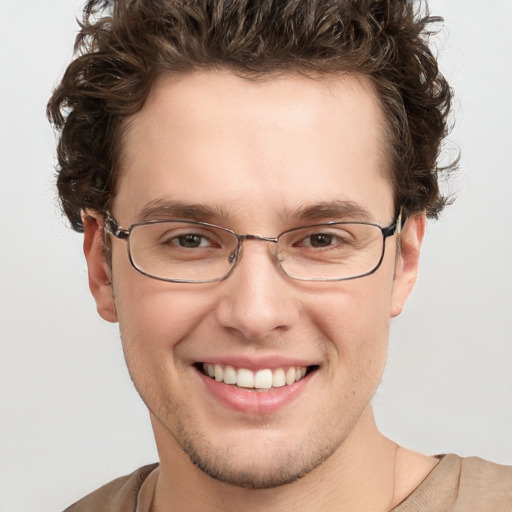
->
xmin=151 ymin=407 xmax=401 ymax=512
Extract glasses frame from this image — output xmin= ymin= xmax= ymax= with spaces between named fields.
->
xmin=104 ymin=210 xmax=403 ymax=284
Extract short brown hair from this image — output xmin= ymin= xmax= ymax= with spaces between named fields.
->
xmin=48 ymin=0 xmax=456 ymax=232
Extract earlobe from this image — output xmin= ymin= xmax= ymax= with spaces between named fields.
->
xmin=390 ymin=213 xmax=426 ymax=318
xmin=82 ymin=211 xmax=118 ymax=323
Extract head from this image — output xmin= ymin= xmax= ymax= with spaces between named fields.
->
xmin=48 ymin=0 xmax=454 ymax=490
xmin=49 ymin=0 xmax=453 ymax=230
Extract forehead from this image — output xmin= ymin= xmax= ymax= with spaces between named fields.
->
xmin=114 ymin=71 xmax=393 ymax=226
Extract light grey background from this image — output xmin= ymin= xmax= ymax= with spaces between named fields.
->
xmin=1 ymin=1 xmax=511 ymax=511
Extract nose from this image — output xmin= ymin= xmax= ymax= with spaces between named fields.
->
xmin=215 ymin=240 xmax=301 ymax=341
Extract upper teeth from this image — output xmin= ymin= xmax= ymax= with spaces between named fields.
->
xmin=203 ymin=363 xmax=307 ymax=389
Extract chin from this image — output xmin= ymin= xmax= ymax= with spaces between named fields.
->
xmin=162 ymin=412 xmax=345 ymax=489
xmin=183 ymin=440 xmax=333 ymax=489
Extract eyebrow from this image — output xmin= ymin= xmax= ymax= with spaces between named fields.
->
xmin=290 ymin=200 xmax=374 ymax=223
xmin=137 ymin=199 xmax=228 ymax=223
xmin=136 ymin=198 xmax=374 ymax=225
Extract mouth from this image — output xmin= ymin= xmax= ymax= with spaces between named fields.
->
xmin=195 ymin=363 xmax=319 ymax=392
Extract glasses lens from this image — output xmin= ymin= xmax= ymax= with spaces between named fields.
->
xmin=277 ymin=223 xmax=384 ymax=280
xmin=128 ymin=221 xmax=238 ymax=282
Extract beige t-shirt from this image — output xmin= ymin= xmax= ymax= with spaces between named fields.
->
xmin=64 ymin=454 xmax=512 ymax=512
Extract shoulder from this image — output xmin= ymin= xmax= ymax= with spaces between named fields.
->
xmin=63 ymin=463 xmax=159 ymax=512
xmin=393 ymin=454 xmax=512 ymax=512
xmin=457 ymin=455 xmax=512 ymax=507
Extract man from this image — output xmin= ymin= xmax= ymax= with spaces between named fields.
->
xmin=47 ymin=0 xmax=512 ymax=510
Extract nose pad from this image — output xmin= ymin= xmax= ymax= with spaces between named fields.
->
xmin=228 ymin=250 xmax=237 ymax=264
xmin=227 ymin=240 xmax=283 ymax=278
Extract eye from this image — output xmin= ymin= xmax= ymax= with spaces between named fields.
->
xmin=172 ymin=233 xmax=211 ymax=248
xmin=306 ymin=233 xmax=336 ymax=248
xmin=151 ymin=223 xmax=230 ymax=253
xmin=163 ymin=233 xmax=217 ymax=249
xmin=298 ymin=230 xmax=352 ymax=249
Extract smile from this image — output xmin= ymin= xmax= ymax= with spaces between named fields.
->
xmin=199 ymin=363 xmax=312 ymax=391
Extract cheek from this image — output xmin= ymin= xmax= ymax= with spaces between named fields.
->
xmin=308 ymin=272 xmax=394 ymax=377
xmin=111 ymin=253 xmax=216 ymax=354
xmin=112 ymin=277 xmax=218 ymax=407
xmin=117 ymin=287 xmax=213 ymax=349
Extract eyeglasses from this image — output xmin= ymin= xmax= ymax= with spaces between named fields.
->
xmin=104 ymin=211 xmax=402 ymax=283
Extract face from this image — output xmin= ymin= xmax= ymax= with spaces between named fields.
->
xmin=85 ymin=71 xmax=423 ymax=488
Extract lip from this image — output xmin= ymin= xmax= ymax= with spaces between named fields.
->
xmin=195 ymin=365 xmax=315 ymax=414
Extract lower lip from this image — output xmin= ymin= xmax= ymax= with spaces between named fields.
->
xmin=197 ymin=369 xmax=313 ymax=414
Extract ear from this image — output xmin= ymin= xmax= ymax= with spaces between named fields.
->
xmin=390 ymin=213 xmax=426 ymax=318
xmin=82 ymin=212 xmax=118 ymax=323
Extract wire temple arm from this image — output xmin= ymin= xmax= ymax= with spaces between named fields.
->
xmin=104 ymin=213 xmax=130 ymax=239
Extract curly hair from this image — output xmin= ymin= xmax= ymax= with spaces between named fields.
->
xmin=48 ymin=0 xmax=455 ymax=232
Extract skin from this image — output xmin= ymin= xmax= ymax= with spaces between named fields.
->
xmin=83 ymin=71 xmax=436 ymax=511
